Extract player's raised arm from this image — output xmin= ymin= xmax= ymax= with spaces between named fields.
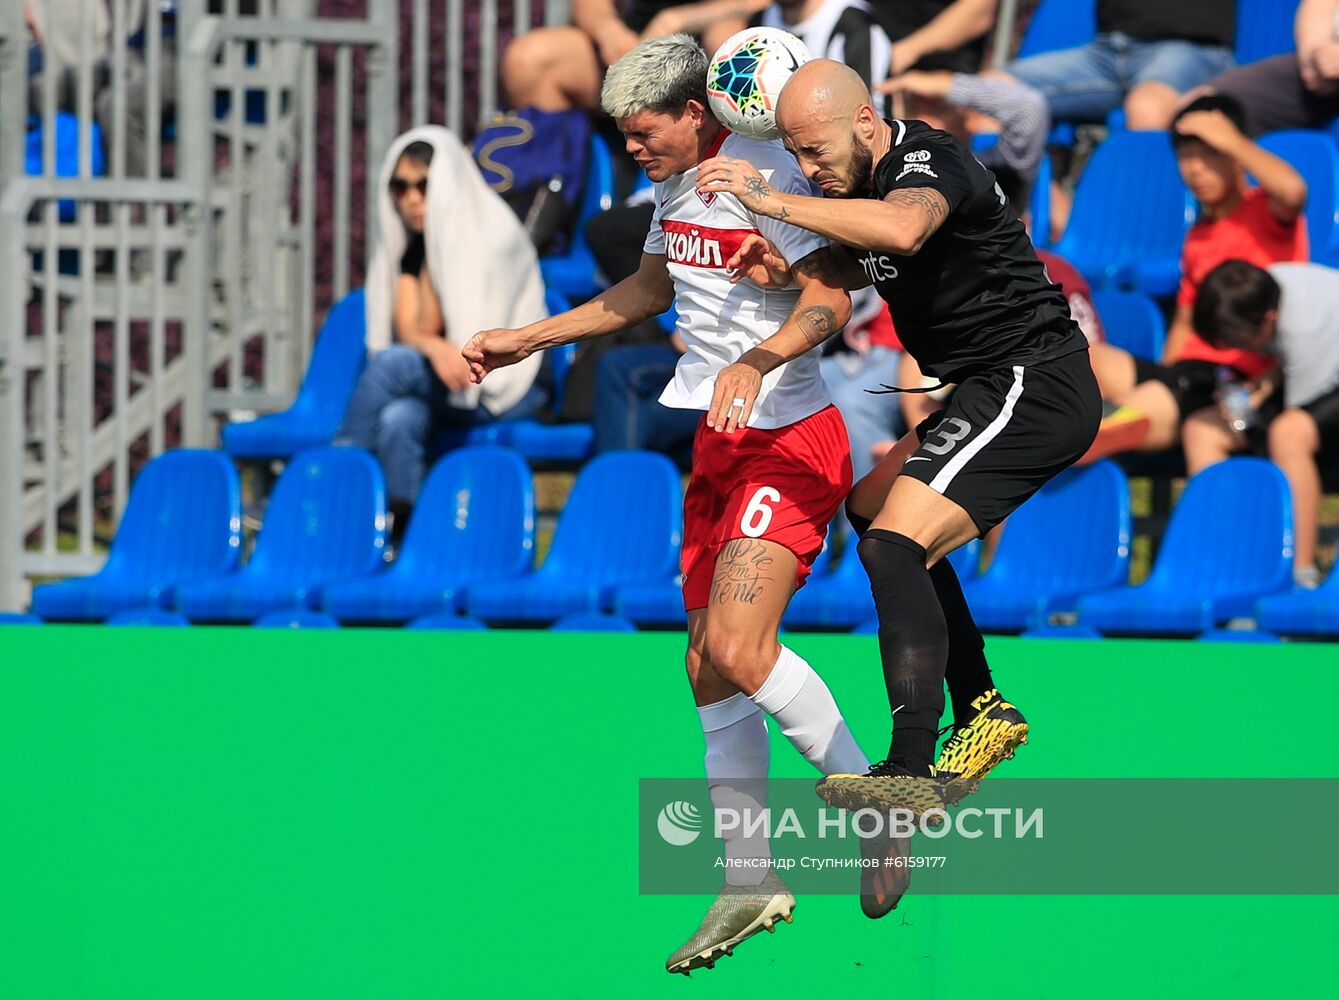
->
xmin=706 ymin=246 xmax=851 ymax=432
xmin=464 ymin=252 xmax=674 ymax=383
xmin=697 ymin=156 xmax=950 ymax=256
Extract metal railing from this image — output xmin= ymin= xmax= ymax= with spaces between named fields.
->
xmin=1 ymin=0 xmax=1030 ymax=609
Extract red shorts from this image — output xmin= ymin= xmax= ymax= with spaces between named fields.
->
xmin=681 ymin=404 xmax=853 ymax=612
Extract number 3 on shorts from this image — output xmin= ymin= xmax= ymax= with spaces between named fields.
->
xmin=741 ymin=486 xmax=781 ymax=538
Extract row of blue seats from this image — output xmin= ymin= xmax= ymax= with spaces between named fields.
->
xmin=0 ymin=607 xmax=1293 ymax=644
xmin=23 ymin=445 xmax=1339 ymax=636
xmin=219 ymin=284 xmax=1169 ymax=468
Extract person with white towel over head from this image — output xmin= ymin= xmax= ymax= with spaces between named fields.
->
xmin=337 ymin=125 xmax=548 ymax=543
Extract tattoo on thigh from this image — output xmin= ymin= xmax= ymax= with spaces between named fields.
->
xmin=711 ymin=539 xmax=777 ymax=606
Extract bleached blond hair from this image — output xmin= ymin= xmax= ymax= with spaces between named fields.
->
xmin=600 ymin=34 xmax=710 ymax=120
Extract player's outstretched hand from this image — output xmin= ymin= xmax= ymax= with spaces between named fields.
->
xmin=462 ymin=328 xmax=532 ymax=384
xmin=727 ymin=233 xmax=792 ymax=288
xmin=708 ymin=361 xmax=764 ymax=434
xmin=696 ymin=155 xmax=773 ymax=214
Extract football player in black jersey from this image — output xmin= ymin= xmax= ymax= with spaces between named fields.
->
xmin=698 ymin=59 xmax=1101 ymax=818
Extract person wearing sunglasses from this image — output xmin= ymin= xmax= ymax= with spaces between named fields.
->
xmin=337 ymin=127 xmax=548 ymax=550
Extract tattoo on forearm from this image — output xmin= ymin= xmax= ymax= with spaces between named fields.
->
xmin=887 ymin=187 xmax=949 ymax=231
xmin=711 ymin=539 xmax=776 ymax=606
xmin=797 ymin=305 xmax=838 ymax=347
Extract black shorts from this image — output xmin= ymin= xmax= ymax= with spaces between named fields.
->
xmin=1302 ymin=383 xmax=1339 ymax=453
xmin=902 ymin=350 xmax=1101 ymax=534
xmin=1132 ymin=358 xmax=1221 ymax=420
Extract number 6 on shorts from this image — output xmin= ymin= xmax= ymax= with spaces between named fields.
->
xmin=740 ymin=486 xmax=781 ymax=538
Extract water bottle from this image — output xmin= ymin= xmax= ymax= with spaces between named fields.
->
xmin=1217 ymin=367 xmax=1255 ymax=434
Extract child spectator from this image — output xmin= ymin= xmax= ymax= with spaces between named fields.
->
xmin=1182 ymin=260 xmax=1339 ymax=588
xmin=1086 ymin=95 xmax=1308 ymax=459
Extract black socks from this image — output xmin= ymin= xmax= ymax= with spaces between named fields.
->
xmin=845 ymin=501 xmax=997 ymax=735
xmin=928 ymin=558 xmax=996 ymax=729
xmin=857 ymin=529 xmax=946 ymax=774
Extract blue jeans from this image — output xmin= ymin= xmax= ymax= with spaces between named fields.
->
xmin=1008 ymin=33 xmax=1234 ymax=123
xmin=336 ymin=345 xmax=546 ymax=503
xmin=592 ymin=344 xmax=701 ymax=462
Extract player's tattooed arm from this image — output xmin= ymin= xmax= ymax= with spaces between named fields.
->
xmin=743 ymin=175 xmax=790 ymax=219
xmin=882 ymin=187 xmax=950 ymax=254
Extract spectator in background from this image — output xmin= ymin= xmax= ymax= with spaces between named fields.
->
xmin=999 ymin=0 xmax=1236 ymax=132
xmin=1182 ymin=261 xmax=1339 ymax=589
xmin=867 ymin=0 xmax=992 ymax=131
xmin=1086 ymin=95 xmax=1308 ymax=460
xmin=337 ymin=127 xmax=547 ymax=542
xmin=1201 ymin=0 xmax=1339 ymax=135
xmin=759 ymin=0 xmax=892 ymax=107
xmin=501 ymin=0 xmax=770 ymax=112
xmin=25 ymin=1 xmax=177 ymax=179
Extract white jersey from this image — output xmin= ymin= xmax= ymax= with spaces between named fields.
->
xmin=643 ymin=131 xmax=833 ymax=429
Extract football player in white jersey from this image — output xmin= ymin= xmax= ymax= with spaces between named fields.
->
xmin=465 ymin=34 xmax=901 ymax=975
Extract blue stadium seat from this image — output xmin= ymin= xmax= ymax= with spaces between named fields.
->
xmin=851 ymin=618 xmax=880 ymax=635
xmin=1197 ymin=628 xmax=1280 ymax=643
xmin=1052 ymin=132 xmax=1195 ymax=296
xmin=173 ymin=447 xmax=387 ymax=621
xmin=30 ymin=450 xmax=242 ymax=621
xmin=784 ymin=538 xmax=981 ymax=629
xmin=0 ymin=613 xmax=43 ymax=625
xmin=321 ymin=446 xmax=534 ymax=622
xmin=1030 ymin=152 xmax=1053 ymax=249
xmin=1256 ymin=565 xmax=1339 ymax=636
xmin=506 ymin=419 xmax=595 ymax=464
xmin=253 ymin=610 xmax=341 ymax=629
xmin=551 ymin=613 xmax=637 ymax=632
xmin=1019 ymin=624 xmax=1103 ymax=639
xmin=961 ymin=461 xmax=1131 ymax=630
xmin=1258 ymin=130 xmax=1339 ymax=266
xmin=221 ymin=290 xmax=368 ymax=460
xmin=544 ymin=289 xmax=580 ymax=413
xmin=1235 ymin=0 xmax=1301 ymax=65
xmin=1092 ymin=290 xmax=1166 ymax=361
xmin=467 ymin=451 xmax=682 ymax=622
xmin=26 ymin=112 xmax=107 ymax=221
xmin=539 ymin=136 xmax=616 ymax=303
xmin=1077 ymin=458 xmax=1294 ymax=634
xmin=105 ymin=607 xmax=190 ymax=627
xmin=1015 ymin=0 xmax=1096 ymax=60
xmin=614 ymin=578 xmax=686 ymax=626
xmin=406 ymin=613 xmax=488 ymax=630
xmin=614 ymin=526 xmax=837 ymax=627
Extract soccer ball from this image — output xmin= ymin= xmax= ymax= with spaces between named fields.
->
xmin=707 ymin=27 xmax=812 ymax=141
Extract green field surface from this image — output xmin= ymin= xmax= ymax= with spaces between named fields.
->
xmin=1 ymin=627 xmax=1334 ymax=998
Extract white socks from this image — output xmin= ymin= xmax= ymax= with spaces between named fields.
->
xmin=749 ymin=645 xmax=869 ymax=776
xmin=699 ymin=692 xmax=771 ymax=887
xmin=697 ymin=649 xmax=868 ymax=886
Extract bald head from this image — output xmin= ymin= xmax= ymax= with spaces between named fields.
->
xmin=776 ymin=59 xmax=872 ymax=131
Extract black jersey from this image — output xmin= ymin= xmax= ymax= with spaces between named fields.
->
xmin=847 ymin=119 xmax=1088 ymax=382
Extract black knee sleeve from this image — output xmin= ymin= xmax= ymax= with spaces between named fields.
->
xmin=857 ymin=529 xmax=948 ymax=768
